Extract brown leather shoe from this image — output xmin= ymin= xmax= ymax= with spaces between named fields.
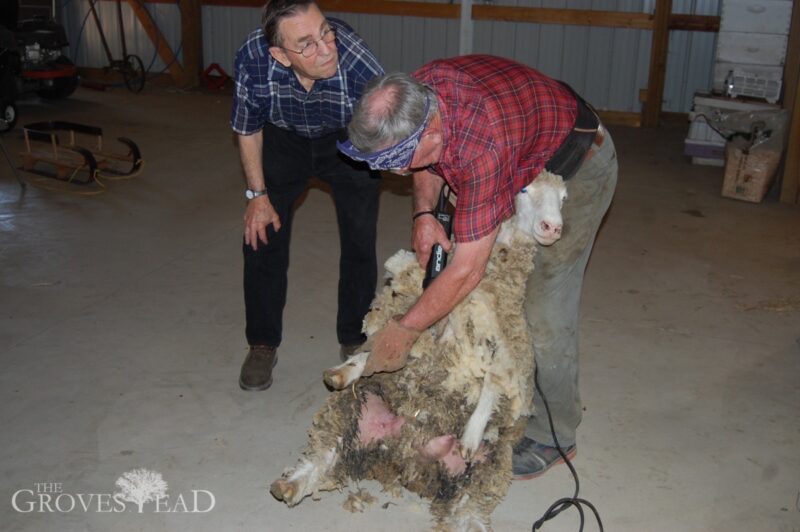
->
xmin=239 ymin=346 xmax=277 ymax=391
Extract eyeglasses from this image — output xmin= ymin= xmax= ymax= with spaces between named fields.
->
xmin=282 ymin=27 xmax=336 ymax=58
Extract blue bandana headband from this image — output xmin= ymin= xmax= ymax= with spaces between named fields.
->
xmin=337 ymin=95 xmax=431 ymax=171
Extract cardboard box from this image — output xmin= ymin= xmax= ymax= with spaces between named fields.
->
xmin=721 ymin=144 xmax=781 ymax=202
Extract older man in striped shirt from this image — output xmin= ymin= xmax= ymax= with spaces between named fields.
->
xmin=231 ymin=0 xmax=384 ymax=391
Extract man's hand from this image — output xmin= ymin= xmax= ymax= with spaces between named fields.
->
xmin=244 ymin=195 xmax=281 ymax=250
xmin=412 ymin=214 xmax=453 ymax=268
xmin=362 ymin=317 xmax=421 ymax=376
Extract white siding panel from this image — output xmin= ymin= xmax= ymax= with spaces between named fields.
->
xmin=538 ymin=0 xmax=569 ymax=78
xmin=513 ymin=0 xmax=544 ymax=71
xmin=59 ymin=0 xmax=721 ymax=113
xmin=583 ymin=26 xmax=616 ymax=109
xmin=473 ymin=20 xmax=495 ymax=54
xmin=380 ymin=14 xmax=405 ymax=69
xmin=421 ymin=17 xmax=450 ymax=64
xmin=608 ymin=28 xmax=642 ymax=111
xmin=203 ymin=6 xmax=261 ymax=75
xmin=491 ymin=21 xmax=519 ymax=59
xmin=63 ymin=1 xmax=181 ymax=74
xmin=560 ymin=0 xmax=594 ymax=93
xmin=347 ymin=13 xmax=384 ymax=66
xmin=401 ymin=17 xmax=428 ymax=71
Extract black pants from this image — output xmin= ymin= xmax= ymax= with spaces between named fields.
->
xmin=243 ymin=123 xmax=380 ymax=348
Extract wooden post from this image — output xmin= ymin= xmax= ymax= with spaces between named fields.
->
xmin=642 ymin=0 xmax=672 ymax=128
xmin=782 ymin=84 xmax=800 ymax=204
xmin=124 ymin=0 xmax=185 ymax=84
xmin=779 ymin=0 xmax=800 ymax=204
xmin=180 ymin=0 xmax=203 ymax=88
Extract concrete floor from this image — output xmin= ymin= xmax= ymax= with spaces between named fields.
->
xmin=1 ymin=86 xmax=799 ymax=532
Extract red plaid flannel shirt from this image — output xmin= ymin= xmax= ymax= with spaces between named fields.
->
xmin=414 ymin=55 xmax=577 ymax=242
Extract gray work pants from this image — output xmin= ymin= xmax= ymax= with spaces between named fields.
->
xmin=524 ymin=129 xmax=618 ymax=447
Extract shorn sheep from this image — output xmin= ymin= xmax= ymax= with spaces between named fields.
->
xmin=270 ymin=171 xmax=568 ymax=531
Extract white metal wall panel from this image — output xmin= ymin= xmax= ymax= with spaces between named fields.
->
xmin=664 ymin=30 xmax=717 ymax=111
xmin=644 ymin=0 xmax=720 ymax=112
xmin=539 ymin=0 xmax=570 ymax=78
xmin=401 ymin=17 xmax=428 ymax=70
xmin=59 ymin=0 xmax=721 ymax=113
xmin=468 ymin=0 xmax=654 ymax=112
xmin=579 ymin=0 xmax=618 ymax=110
xmin=202 ymin=5 xmax=260 ymax=75
xmin=62 ymin=1 xmax=182 ymax=74
xmin=561 ymin=0 xmax=594 ymax=92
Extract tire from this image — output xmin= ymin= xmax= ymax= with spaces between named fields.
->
xmin=122 ymin=54 xmax=145 ymax=93
xmin=0 ymin=70 xmax=17 ymax=103
xmin=0 ymin=102 xmax=17 ymax=132
xmin=36 ymin=56 xmax=80 ymax=100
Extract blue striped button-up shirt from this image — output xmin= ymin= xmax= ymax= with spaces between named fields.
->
xmin=230 ymin=18 xmax=383 ymax=138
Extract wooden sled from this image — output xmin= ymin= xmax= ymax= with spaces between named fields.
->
xmin=21 ymin=121 xmax=143 ymax=183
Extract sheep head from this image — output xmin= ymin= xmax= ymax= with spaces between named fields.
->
xmin=514 ymin=171 xmax=567 ymax=246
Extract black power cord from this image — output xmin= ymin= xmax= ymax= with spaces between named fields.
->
xmin=531 ymin=367 xmax=603 ymax=531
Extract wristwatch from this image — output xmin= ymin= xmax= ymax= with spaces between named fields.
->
xmin=245 ymin=189 xmax=267 ymax=200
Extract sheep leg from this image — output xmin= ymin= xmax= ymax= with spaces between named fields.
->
xmin=420 ymin=435 xmax=469 ymax=476
xmin=460 ymin=373 xmax=498 ymax=458
xmin=271 ymin=392 xmax=405 ymax=506
xmin=270 ymin=446 xmax=338 ymax=506
xmin=323 ymin=352 xmax=369 ymax=390
xmin=419 ymin=435 xmax=488 ymax=476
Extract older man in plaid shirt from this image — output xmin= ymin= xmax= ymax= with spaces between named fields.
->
xmin=339 ymin=55 xmax=618 ymax=480
xmin=231 ymin=0 xmax=383 ymax=391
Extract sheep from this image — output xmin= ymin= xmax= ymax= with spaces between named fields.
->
xmin=270 ymin=171 xmax=568 ymax=531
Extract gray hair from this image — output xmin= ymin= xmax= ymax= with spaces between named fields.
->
xmin=348 ymin=73 xmax=438 ymax=153
xmin=261 ymin=0 xmax=315 ymax=47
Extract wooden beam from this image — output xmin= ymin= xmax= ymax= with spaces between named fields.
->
xmin=200 ymin=0 xmax=460 ymax=17
xmin=194 ymin=0 xmax=719 ymax=33
xmin=180 ymin=0 xmax=203 ymax=88
xmin=642 ymin=0 xmax=672 ymax=128
xmin=779 ymin=0 xmax=800 ymax=204
xmin=319 ymin=0 xmax=458 ymax=19
xmin=473 ymin=5 xmax=653 ymax=29
xmin=124 ymin=0 xmax=185 ymax=83
xmin=668 ymin=14 xmax=719 ymax=32
xmin=199 ymin=0 xmax=255 ymax=5
xmin=598 ymin=110 xmax=642 ymax=128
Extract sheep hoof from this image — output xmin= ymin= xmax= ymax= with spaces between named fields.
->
xmin=460 ymin=446 xmax=471 ymax=461
xmin=270 ymin=479 xmax=298 ymax=505
xmin=459 ymin=436 xmax=481 ymax=460
xmin=323 ymin=368 xmax=348 ymax=390
xmin=322 ymin=353 xmax=369 ymax=390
